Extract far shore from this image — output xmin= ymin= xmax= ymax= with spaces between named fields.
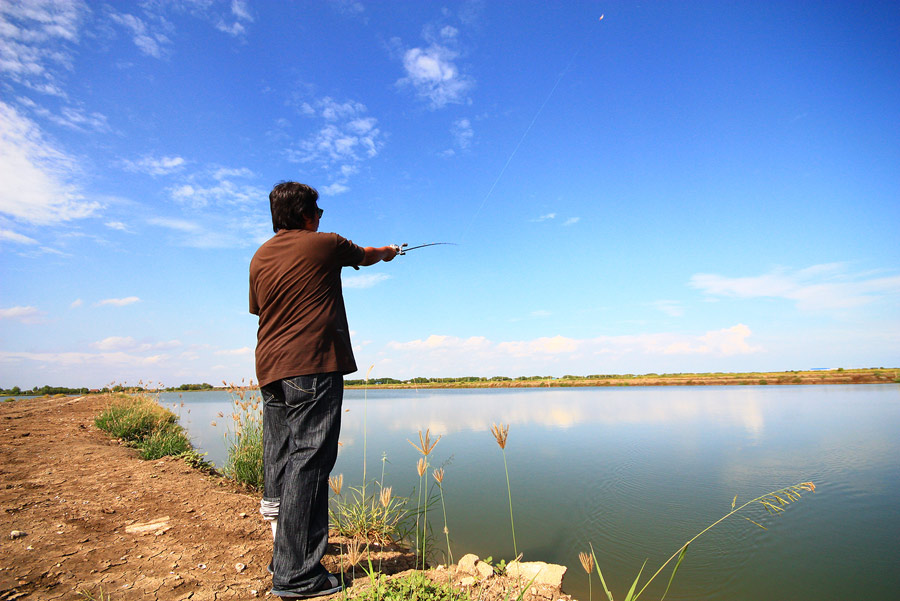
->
xmin=3 ymin=368 xmax=896 ymax=399
xmin=344 ymin=367 xmax=899 ymax=389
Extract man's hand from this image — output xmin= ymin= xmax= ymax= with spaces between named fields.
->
xmin=360 ymin=245 xmax=399 ymax=266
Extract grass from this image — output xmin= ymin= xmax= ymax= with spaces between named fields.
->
xmin=585 ymin=482 xmax=817 ymax=601
xmin=352 ymin=570 xmax=470 ymax=601
xmin=94 ymin=393 xmax=195 ymax=460
xmin=220 ymin=384 xmax=264 ymax=489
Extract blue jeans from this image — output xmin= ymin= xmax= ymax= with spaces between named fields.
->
xmin=262 ymin=373 xmax=343 ymax=594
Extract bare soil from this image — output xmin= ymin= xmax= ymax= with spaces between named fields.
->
xmin=0 ymin=395 xmax=574 ymax=601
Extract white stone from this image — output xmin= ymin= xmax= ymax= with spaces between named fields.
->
xmin=457 ymin=553 xmax=479 ymax=575
xmin=505 ymin=560 xmax=567 ymax=588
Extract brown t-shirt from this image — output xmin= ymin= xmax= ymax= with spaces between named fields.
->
xmin=249 ymin=229 xmax=366 ymax=387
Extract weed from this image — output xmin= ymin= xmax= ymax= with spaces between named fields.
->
xmin=491 ymin=422 xmax=518 ymax=560
xmin=352 ymin=570 xmax=470 ymax=601
xmin=94 ymin=393 xmax=194 ymax=461
xmin=77 ymin=586 xmax=111 ymax=600
xmin=221 ymin=383 xmax=264 ymax=490
xmin=585 ymin=481 xmax=817 ymax=601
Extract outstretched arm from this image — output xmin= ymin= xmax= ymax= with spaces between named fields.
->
xmin=359 ymin=245 xmax=398 ymax=266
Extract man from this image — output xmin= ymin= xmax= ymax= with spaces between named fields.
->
xmin=249 ymin=181 xmax=397 ymax=598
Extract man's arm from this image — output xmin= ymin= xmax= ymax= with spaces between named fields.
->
xmin=359 ymin=246 xmax=398 ymax=266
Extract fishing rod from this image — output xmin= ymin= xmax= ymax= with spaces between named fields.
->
xmin=351 ymin=242 xmax=456 ymax=269
xmin=390 ymin=242 xmax=457 ymax=255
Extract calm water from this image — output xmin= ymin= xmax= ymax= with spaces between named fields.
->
xmin=161 ymin=384 xmax=900 ymax=601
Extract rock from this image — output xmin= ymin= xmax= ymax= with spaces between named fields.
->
xmin=457 ymin=553 xmax=479 ymax=575
xmin=235 ymin=563 xmax=246 ymax=573
xmin=9 ymin=530 xmax=27 ymax=540
xmin=505 ymin=560 xmax=567 ymax=588
xmin=125 ymin=516 xmax=171 ymax=535
xmin=475 ymin=561 xmax=494 ymax=580
xmin=459 ymin=576 xmax=476 ymax=587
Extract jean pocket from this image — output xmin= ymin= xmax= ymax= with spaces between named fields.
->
xmin=283 ymin=376 xmax=316 ymax=408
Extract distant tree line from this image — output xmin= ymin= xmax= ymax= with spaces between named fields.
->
xmin=1 ymin=385 xmax=91 ymax=396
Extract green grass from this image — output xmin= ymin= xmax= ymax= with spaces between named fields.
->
xmin=94 ymin=393 xmax=193 ymax=460
xmin=350 ymin=571 xmax=470 ymax=601
xmin=221 ymin=386 xmax=264 ymax=490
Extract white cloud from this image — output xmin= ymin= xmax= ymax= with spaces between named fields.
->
xmin=70 ymin=298 xmax=83 ymax=308
xmin=105 ymin=220 xmax=129 ymax=232
xmin=451 ymin=117 xmax=473 ymax=150
xmin=91 ymin=336 xmax=137 ymax=351
xmin=647 ymin=300 xmax=684 ymax=317
xmin=288 ymin=97 xmax=383 ymax=170
xmin=0 ymin=101 xmax=100 ymax=224
xmin=321 ymin=182 xmax=349 ymax=195
xmin=122 ymin=155 xmax=186 ymax=175
xmin=398 ymin=43 xmax=473 ymax=108
xmin=0 ymin=305 xmax=42 ymax=323
xmin=108 ymin=11 xmax=171 ymax=58
xmin=532 ymin=213 xmax=556 ymax=222
xmin=343 ymin=273 xmax=391 ymax=289
xmin=690 ymin=264 xmax=900 ymax=312
xmin=0 ymin=0 xmax=88 ymax=91
xmin=91 ymin=336 xmax=181 ymax=352
xmin=563 ymin=217 xmax=580 ymax=226
xmin=381 ymin=326 xmax=761 ymax=376
xmin=0 ymin=228 xmax=38 ymax=244
xmin=215 ymin=346 xmax=252 ymax=356
xmin=96 ymin=296 xmax=140 ymax=307
xmin=148 ymin=216 xmax=201 ymax=233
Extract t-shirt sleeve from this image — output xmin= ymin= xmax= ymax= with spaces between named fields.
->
xmin=334 ymin=234 xmax=366 ymax=267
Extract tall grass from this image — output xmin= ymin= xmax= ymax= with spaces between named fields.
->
xmin=584 ymin=482 xmax=818 ymax=601
xmin=220 ymin=383 xmax=264 ymax=489
xmin=94 ymin=393 xmax=193 ymax=460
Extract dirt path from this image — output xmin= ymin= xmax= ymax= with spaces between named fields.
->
xmin=0 ymin=395 xmax=572 ymax=601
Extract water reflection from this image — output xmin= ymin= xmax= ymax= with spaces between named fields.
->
xmin=340 ymin=387 xmax=768 ymax=440
xmin=166 ymin=384 xmax=900 ymax=601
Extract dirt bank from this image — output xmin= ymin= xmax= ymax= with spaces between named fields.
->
xmin=0 ymin=395 xmax=573 ymax=601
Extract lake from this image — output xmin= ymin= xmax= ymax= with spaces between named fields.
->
xmin=159 ymin=384 xmax=900 ymax=601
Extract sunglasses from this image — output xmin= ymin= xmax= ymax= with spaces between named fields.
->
xmin=315 ymin=207 xmax=324 ymax=218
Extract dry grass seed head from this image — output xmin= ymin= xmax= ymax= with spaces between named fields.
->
xmin=433 ymin=468 xmax=444 ymax=484
xmin=380 ymin=486 xmax=392 ymax=508
xmin=416 ymin=457 xmax=427 ymax=477
xmin=408 ymin=428 xmax=442 ymax=456
xmin=579 ymin=551 xmax=594 ymax=574
xmin=491 ymin=422 xmax=509 ymax=449
xmin=329 ymin=474 xmax=343 ymax=495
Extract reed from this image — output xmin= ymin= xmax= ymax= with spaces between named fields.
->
xmin=221 ymin=383 xmax=264 ymax=489
xmin=491 ymin=422 xmax=518 ymax=560
xmin=409 ymin=429 xmax=441 ymax=569
xmin=587 ymin=481 xmax=817 ymax=601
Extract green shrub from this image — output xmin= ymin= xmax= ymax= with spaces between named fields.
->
xmin=95 ymin=394 xmax=195 ymax=462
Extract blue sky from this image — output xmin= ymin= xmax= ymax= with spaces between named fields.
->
xmin=1 ymin=1 xmax=898 ymax=389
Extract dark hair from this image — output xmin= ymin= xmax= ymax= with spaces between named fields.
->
xmin=269 ymin=181 xmax=318 ymax=232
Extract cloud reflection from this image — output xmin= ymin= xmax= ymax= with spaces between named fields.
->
xmin=342 ymin=388 xmax=768 ymax=440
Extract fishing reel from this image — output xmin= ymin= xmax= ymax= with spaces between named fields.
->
xmin=390 ymin=243 xmax=408 ymax=256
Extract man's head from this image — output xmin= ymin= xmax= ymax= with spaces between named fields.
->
xmin=269 ymin=181 xmax=322 ymax=232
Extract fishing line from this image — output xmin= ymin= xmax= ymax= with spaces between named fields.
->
xmin=459 ymin=16 xmax=603 ymax=242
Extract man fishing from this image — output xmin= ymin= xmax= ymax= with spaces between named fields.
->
xmin=249 ymin=181 xmax=397 ymax=598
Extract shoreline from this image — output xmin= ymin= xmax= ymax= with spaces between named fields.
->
xmin=345 ymin=368 xmax=898 ymax=389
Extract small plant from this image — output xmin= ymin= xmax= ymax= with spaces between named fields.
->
xmin=77 ymin=585 xmax=111 ymax=600
xmin=491 ymin=422 xmax=518 ymax=560
xmin=352 ymin=570 xmax=470 ymax=601
xmin=409 ymin=429 xmax=442 ymax=569
xmin=586 ymin=482 xmax=817 ymax=601
xmin=329 ymin=483 xmax=410 ymax=544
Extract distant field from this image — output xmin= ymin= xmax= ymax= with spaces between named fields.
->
xmin=345 ymin=368 xmax=899 ymax=389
